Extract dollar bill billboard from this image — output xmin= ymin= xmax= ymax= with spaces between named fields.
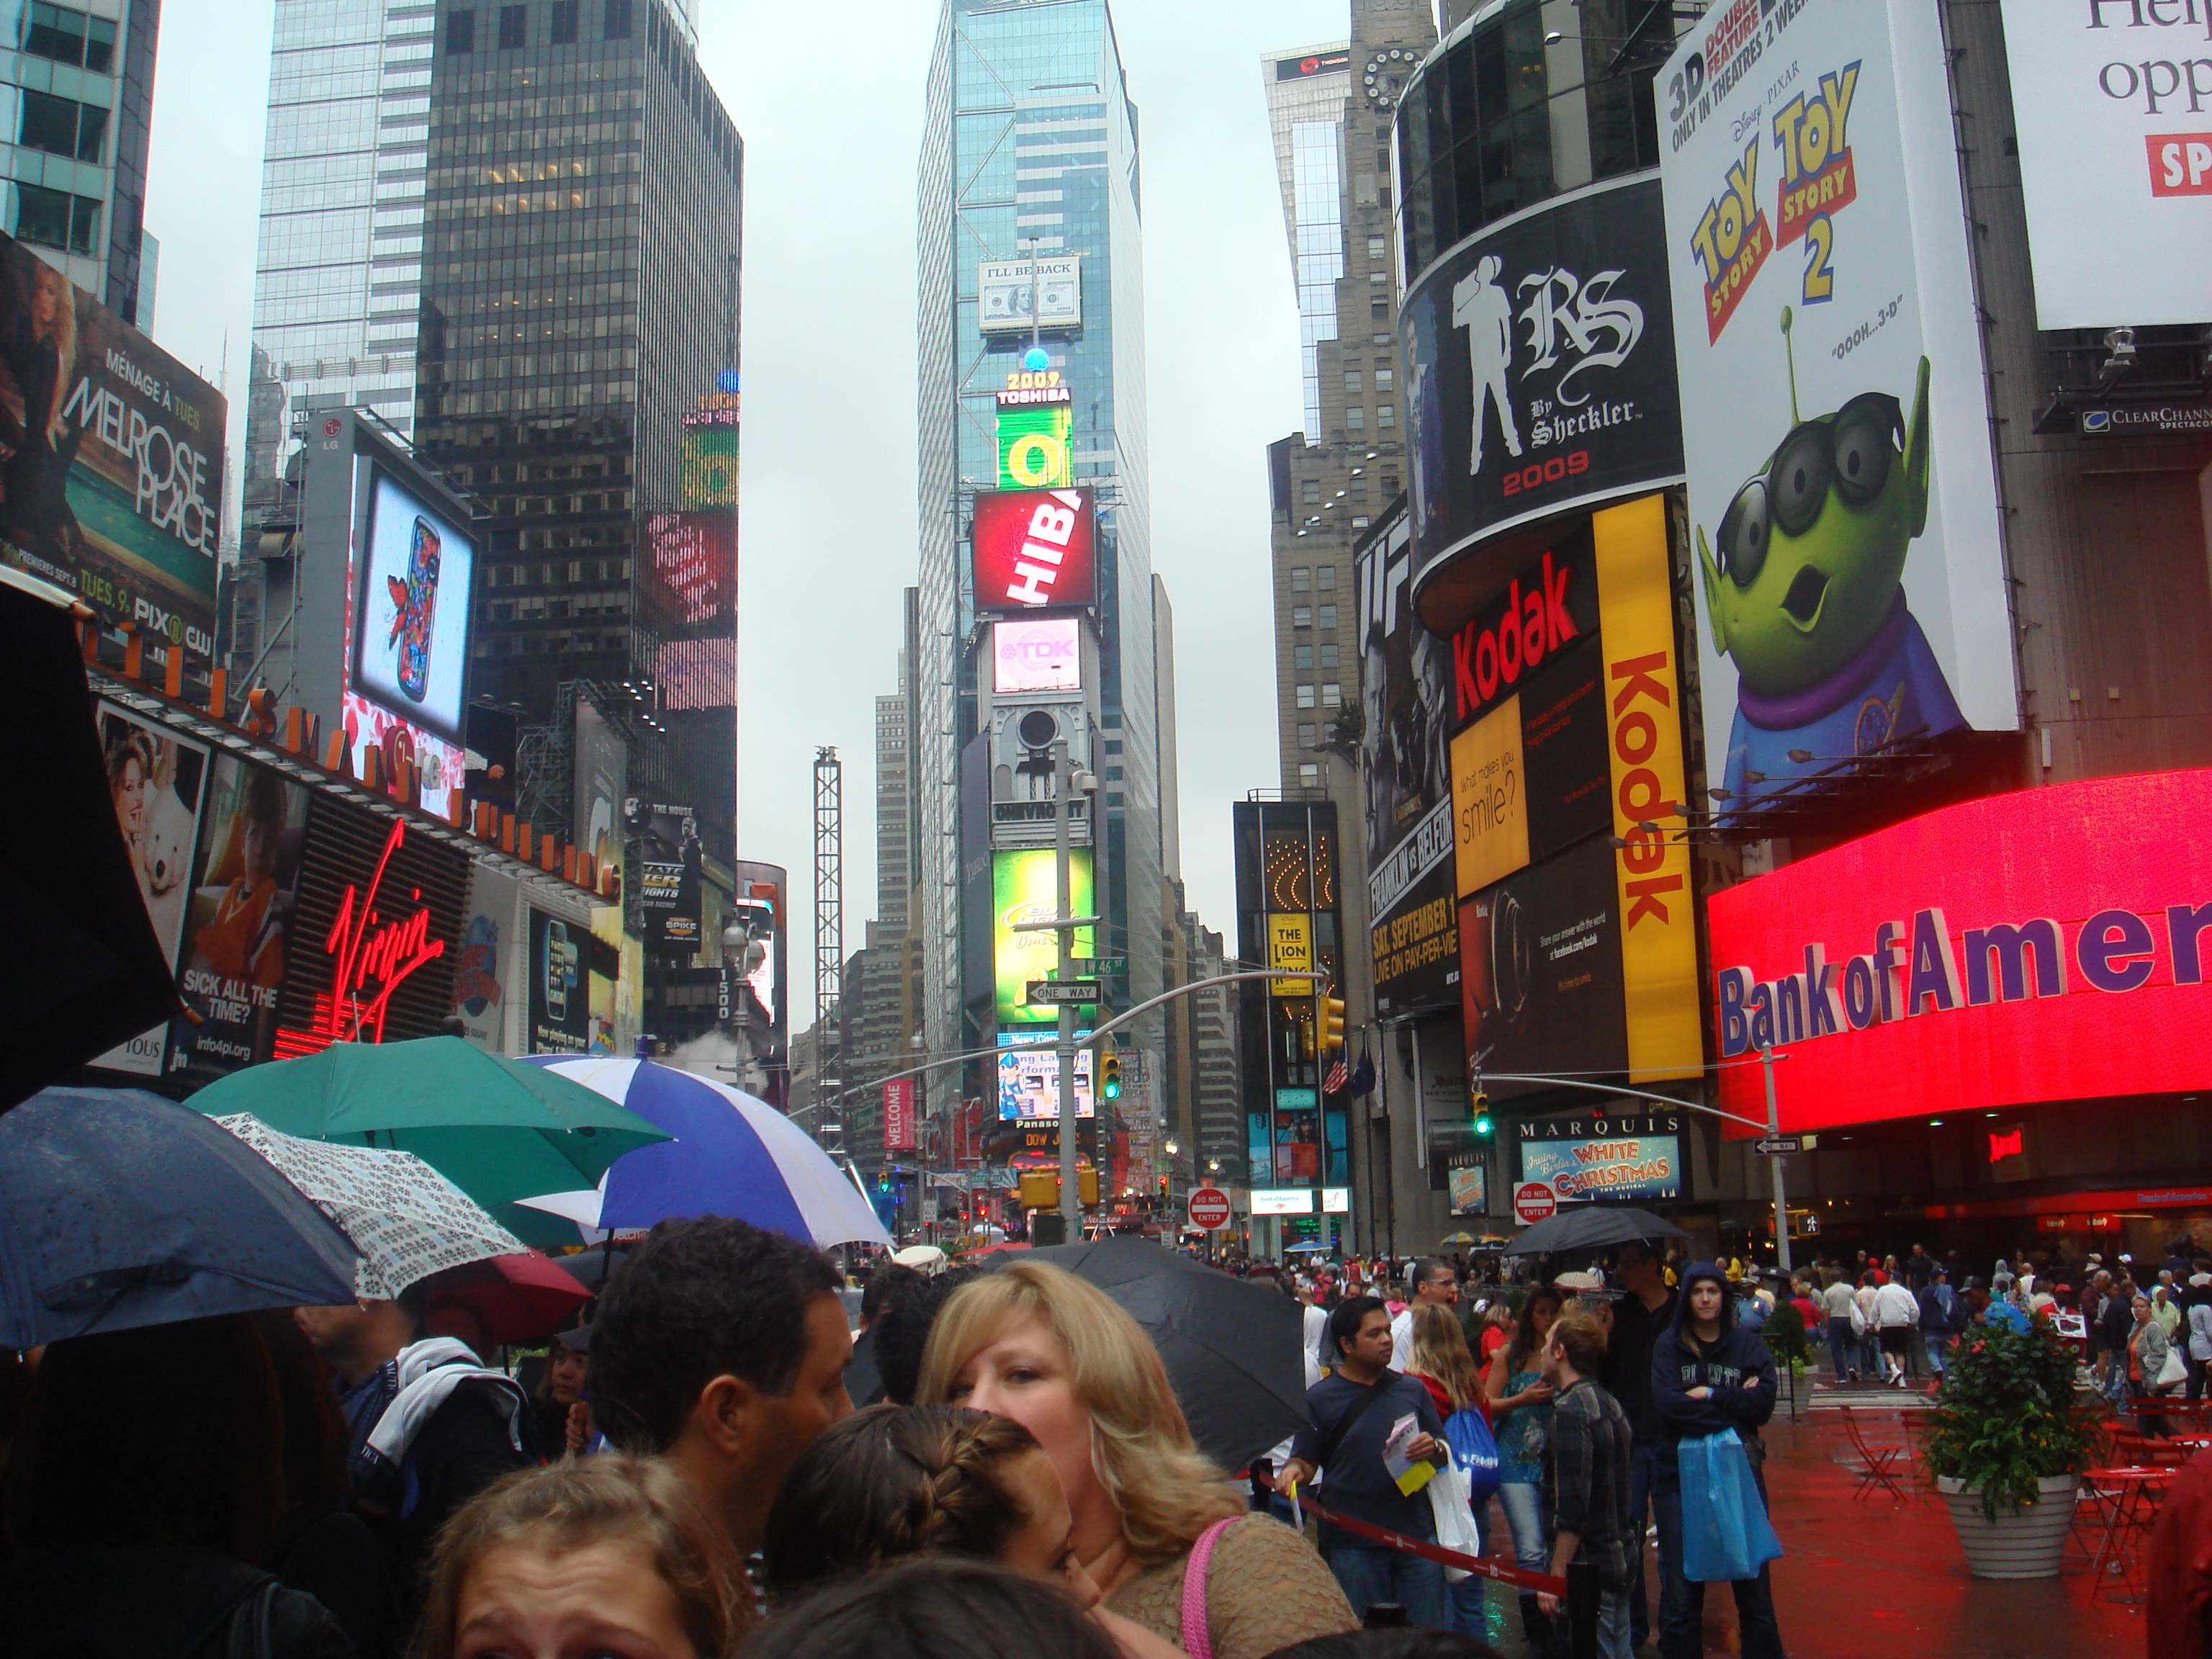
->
xmin=1657 ymin=0 xmax=2017 ymax=817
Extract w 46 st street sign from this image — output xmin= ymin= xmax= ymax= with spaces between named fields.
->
xmin=1025 ymin=980 xmax=1102 ymax=1006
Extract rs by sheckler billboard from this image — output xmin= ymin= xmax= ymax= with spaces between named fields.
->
xmin=1658 ymin=0 xmax=2017 ymax=817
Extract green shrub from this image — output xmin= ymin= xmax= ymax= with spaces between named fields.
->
xmin=1920 ymin=1318 xmax=2096 ymax=1519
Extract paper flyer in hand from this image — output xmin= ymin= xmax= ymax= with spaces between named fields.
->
xmin=1382 ymin=1413 xmax=1435 ymax=1496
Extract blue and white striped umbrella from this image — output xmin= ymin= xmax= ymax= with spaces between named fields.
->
xmin=513 ymin=1058 xmax=889 ymax=1250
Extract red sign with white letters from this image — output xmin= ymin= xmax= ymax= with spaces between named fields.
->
xmin=1187 ymin=1186 xmax=1231 ymax=1231
xmin=1708 ymin=770 xmax=2212 ymax=1137
xmin=1514 ymin=1181 xmax=1558 ymax=1226
xmin=971 ymin=487 xmax=1096 ymax=613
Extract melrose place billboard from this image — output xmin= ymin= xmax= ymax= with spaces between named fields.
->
xmin=1707 ymin=770 xmax=2212 ymax=1135
xmin=1657 ymin=0 xmax=2017 ymax=817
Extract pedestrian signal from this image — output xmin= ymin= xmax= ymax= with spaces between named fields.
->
xmin=1321 ymin=996 xmax=1347 ymax=1051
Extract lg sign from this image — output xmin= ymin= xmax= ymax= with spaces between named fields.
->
xmin=972 ymin=487 xmax=1096 ymax=613
xmin=1707 ymin=770 xmax=2212 ymax=1136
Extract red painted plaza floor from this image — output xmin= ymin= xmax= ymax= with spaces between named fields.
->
xmin=1455 ymin=1390 xmax=2146 ymax=1658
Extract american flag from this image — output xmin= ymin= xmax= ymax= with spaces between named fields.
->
xmin=1323 ymin=1058 xmax=1350 ymax=1094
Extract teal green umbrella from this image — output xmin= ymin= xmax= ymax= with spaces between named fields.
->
xmin=188 ymin=1038 xmax=670 ymax=1249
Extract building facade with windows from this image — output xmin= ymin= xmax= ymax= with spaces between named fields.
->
xmin=914 ymin=0 xmax=1163 ymax=1129
xmin=3 ymin=0 xmax=157 ymax=322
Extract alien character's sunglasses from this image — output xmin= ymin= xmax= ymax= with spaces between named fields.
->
xmin=1713 ymin=392 xmax=1906 ymax=589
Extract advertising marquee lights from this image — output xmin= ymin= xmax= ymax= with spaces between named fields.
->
xmin=1707 ymin=770 xmax=2212 ymax=1134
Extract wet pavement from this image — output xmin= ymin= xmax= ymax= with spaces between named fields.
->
xmin=1457 ymin=1392 xmax=2144 ymax=1658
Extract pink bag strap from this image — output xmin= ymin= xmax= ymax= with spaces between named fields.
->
xmin=1179 ymin=1516 xmax=1241 ymax=1659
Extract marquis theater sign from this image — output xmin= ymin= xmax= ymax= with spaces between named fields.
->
xmin=1707 ymin=770 xmax=2212 ymax=1134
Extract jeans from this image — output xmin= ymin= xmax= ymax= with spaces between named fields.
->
xmin=1448 ymin=1570 xmax=1488 ymax=1637
xmin=1497 ymin=1479 xmax=1552 ymax=1578
xmin=1594 ymin=1585 xmax=1633 ymax=1659
xmin=1925 ymin=1330 xmax=1952 ymax=1376
xmin=1627 ymin=1441 xmax=1658 ymax=1647
xmin=1326 ymin=1542 xmax=1450 ymax=1629
xmin=1825 ymin=1316 xmax=1857 ymax=1380
xmin=1653 ymin=1471 xmax=1784 ymax=1659
xmin=2189 ymin=1352 xmax=2209 ymax=1403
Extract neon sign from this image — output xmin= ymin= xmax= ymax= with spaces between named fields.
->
xmin=1988 ymin=1127 xmax=2024 ymax=1163
xmin=1706 ymin=770 xmax=2212 ymax=1136
xmin=275 ymin=819 xmax=448 ymax=1055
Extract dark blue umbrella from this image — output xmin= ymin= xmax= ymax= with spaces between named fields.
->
xmin=0 ymin=1087 xmax=361 ymax=1347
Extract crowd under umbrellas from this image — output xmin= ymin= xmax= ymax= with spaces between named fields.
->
xmin=0 ymin=1004 xmax=1701 ymax=1659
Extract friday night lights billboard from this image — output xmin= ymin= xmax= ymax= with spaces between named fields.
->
xmin=1657 ymin=0 xmax=2015 ymax=816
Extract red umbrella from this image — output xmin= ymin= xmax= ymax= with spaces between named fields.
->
xmin=424 ymin=1252 xmax=590 ymax=1347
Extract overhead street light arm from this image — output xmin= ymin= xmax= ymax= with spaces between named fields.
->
xmin=1475 ymin=1071 xmax=1770 ymax=1133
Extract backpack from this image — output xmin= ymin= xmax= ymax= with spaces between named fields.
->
xmin=1441 ymin=1403 xmax=1503 ymax=1510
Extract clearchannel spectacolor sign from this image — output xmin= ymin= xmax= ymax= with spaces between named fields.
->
xmin=1706 ymin=770 xmax=2212 ymax=1136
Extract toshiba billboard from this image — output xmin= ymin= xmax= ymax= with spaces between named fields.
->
xmin=971 ymin=487 xmax=1096 ymax=613
xmin=1708 ymin=770 xmax=2212 ymax=1136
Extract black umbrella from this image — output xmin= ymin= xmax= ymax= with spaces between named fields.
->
xmin=1501 ymin=1204 xmax=1686 ymax=1256
xmin=989 ymin=1238 xmax=1309 ymax=1471
xmin=0 ymin=583 xmax=183 ymax=1110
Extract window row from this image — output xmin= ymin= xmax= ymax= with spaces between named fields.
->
xmin=1289 ymin=606 xmax=1338 ymax=630
xmin=1290 ymin=644 xmax=1339 ymax=670
xmin=483 ymin=588 xmax=629 ymax=622
xmin=1292 ymin=684 xmax=1344 ymax=709
xmin=1341 ymin=368 xmax=1393 ymax=394
xmin=12 ymin=180 xmax=98 ymax=256
xmin=1343 ymin=405 xmax=1396 ymax=430
xmin=17 ymin=89 xmax=107 ymax=163
xmin=446 ymin=0 xmax=628 ymax=53
xmin=1287 ymin=565 xmax=1337 ymax=592
xmin=19 ymin=1 xmax=115 ymax=72
xmin=484 ymin=557 xmax=633 ymax=586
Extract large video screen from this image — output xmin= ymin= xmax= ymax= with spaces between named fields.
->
xmin=992 ymin=616 xmax=1082 ymax=693
xmin=996 ymin=1033 xmax=1095 ymax=1120
xmin=351 ymin=466 xmax=476 ymax=746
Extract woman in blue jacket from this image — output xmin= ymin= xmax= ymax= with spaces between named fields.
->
xmin=1649 ymin=1262 xmax=1784 ymax=1659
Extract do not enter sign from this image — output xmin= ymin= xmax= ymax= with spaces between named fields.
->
xmin=1187 ymin=1186 xmax=1231 ymax=1231
xmin=1514 ymin=1181 xmax=1558 ymax=1226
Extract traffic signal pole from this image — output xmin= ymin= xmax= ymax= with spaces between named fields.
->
xmin=1055 ymin=738 xmax=1079 ymax=1237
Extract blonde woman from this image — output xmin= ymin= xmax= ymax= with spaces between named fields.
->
xmin=1406 ymin=1303 xmax=1492 ymax=1635
xmin=918 ymin=1260 xmax=1357 ymax=1659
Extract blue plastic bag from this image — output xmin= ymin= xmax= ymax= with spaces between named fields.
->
xmin=1678 ymin=1429 xmax=1783 ymax=1582
xmin=1442 ymin=1405 xmax=1503 ymax=1510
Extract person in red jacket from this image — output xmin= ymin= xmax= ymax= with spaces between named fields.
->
xmin=2150 ymin=1446 xmax=2212 ymax=1658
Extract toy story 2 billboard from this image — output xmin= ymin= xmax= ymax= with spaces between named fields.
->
xmin=1657 ymin=0 xmax=2016 ymax=817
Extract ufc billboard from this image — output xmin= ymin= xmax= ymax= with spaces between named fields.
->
xmin=971 ymin=487 xmax=1097 ymax=613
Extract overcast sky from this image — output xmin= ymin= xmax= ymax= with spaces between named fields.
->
xmin=147 ymin=0 xmax=1364 ymax=1025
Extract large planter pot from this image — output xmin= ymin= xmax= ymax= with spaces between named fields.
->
xmin=1935 ymin=1474 xmax=2079 ymax=1579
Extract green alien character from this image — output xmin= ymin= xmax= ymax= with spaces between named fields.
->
xmin=1698 ymin=307 xmax=1964 ymax=807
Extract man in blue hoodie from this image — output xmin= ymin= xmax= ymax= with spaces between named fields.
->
xmin=1650 ymin=1262 xmax=1784 ymax=1659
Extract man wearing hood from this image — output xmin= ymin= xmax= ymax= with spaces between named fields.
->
xmin=1650 ymin=1262 xmax=1784 ymax=1659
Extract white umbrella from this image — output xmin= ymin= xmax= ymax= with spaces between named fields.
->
xmin=893 ymin=1244 xmax=948 ymax=1270
xmin=215 ymin=1112 xmax=525 ymax=1299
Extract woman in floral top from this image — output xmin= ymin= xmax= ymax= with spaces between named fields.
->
xmin=1485 ymin=1285 xmax=1565 ymax=1658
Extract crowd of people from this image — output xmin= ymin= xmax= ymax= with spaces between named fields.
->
xmin=23 ymin=1217 xmax=2207 ymax=1659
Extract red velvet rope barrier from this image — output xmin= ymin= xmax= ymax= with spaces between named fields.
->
xmin=1293 ymin=1490 xmax=1570 ymax=1596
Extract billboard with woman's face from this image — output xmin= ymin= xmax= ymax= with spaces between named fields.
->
xmin=94 ymin=702 xmax=208 ymax=1074
xmin=0 ymin=234 xmax=224 ymax=661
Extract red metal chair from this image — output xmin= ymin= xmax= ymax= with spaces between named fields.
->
xmin=1837 ymin=1404 xmax=1907 ymax=1504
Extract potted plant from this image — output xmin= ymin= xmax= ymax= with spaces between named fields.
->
xmin=1919 ymin=1318 xmax=2097 ymax=1578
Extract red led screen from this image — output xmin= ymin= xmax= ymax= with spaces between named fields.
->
xmin=1707 ymin=770 xmax=2212 ymax=1136
xmin=971 ymin=487 xmax=1095 ymax=613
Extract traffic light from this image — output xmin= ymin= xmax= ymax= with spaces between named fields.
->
xmin=1320 ymin=996 xmax=1347 ymax=1052
xmin=1473 ymin=1092 xmax=1493 ymax=1137
xmin=1099 ymin=1040 xmax=1122 ymax=1102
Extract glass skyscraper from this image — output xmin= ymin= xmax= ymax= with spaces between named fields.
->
xmin=914 ymin=0 xmax=1159 ymax=1097
xmin=1 ymin=0 xmax=159 ymax=322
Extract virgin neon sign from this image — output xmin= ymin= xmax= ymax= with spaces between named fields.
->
xmin=274 ymin=819 xmax=448 ymax=1056
xmin=1706 ymin=770 xmax=2212 ymax=1136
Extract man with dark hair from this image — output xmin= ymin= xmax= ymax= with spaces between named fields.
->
xmin=1604 ymin=1237 xmax=1676 ymax=1650
xmin=1390 ymin=1255 xmax=1459 ymax=1370
xmin=589 ymin=1215 xmax=853 ymax=1555
xmin=1540 ymin=1310 xmax=1635 ymax=1659
xmin=1276 ymin=1294 xmax=1450 ymax=1627
xmin=295 ymin=1277 xmax=534 ymax=1602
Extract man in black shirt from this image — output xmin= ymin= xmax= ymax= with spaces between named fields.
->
xmin=1604 ymin=1238 xmax=1676 ymax=1649
xmin=1277 ymin=1294 xmax=1449 ymax=1627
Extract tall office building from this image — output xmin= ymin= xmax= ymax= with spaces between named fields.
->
xmin=914 ymin=0 xmax=1161 ymax=1109
xmin=3 ymin=0 xmax=158 ymax=323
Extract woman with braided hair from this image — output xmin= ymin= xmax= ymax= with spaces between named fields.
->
xmin=758 ymin=1404 xmax=1179 ymax=1658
